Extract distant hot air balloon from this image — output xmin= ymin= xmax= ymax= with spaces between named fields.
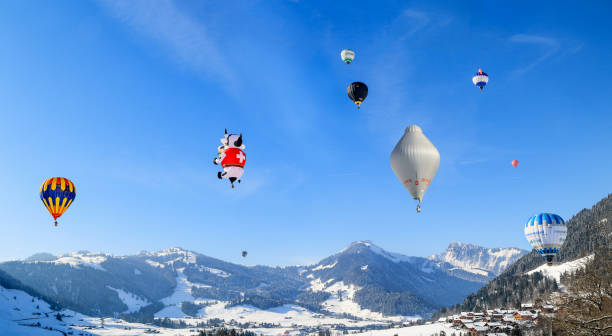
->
xmin=524 ymin=213 xmax=567 ymax=266
xmin=390 ymin=125 xmax=440 ymax=213
xmin=472 ymin=69 xmax=489 ymax=91
xmin=242 ymin=251 xmax=248 ymax=258
xmin=347 ymin=82 xmax=368 ymax=109
xmin=340 ymin=49 xmax=355 ymax=64
xmin=512 ymin=160 xmax=519 ymax=168
xmin=40 ymin=177 xmax=76 ymax=227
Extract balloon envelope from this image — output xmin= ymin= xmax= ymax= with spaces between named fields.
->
xmin=341 ymin=49 xmax=355 ymax=64
xmin=347 ymin=82 xmax=368 ymax=107
xmin=512 ymin=160 xmax=519 ymax=167
xmin=40 ymin=177 xmax=76 ymax=225
xmin=242 ymin=251 xmax=248 ymax=258
xmin=390 ymin=125 xmax=440 ymax=203
xmin=472 ymin=69 xmax=489 ymax=90
xmin=524 ymin=213 xmax=567 ymax=265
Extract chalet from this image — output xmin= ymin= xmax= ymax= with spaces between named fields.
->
xmin=513 ymin=311 xmax=535 ymax=320
xmin=521 ymin=303 xmax=534 ymax=310
xmin=490 ymin=312 xmax=503 ymax=320
xmin=541 ymin=305 xmax=555 ymax=313
xmin=469 ymin=325 xmax=489 ymax=335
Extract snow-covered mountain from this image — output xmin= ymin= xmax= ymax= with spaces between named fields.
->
xmin=428 ymin=242 xmax=527 ymax=281
xmin=299 ymin=240 xmax=485 ymax=317
xmin=0 ymin=241 xmax=524 ymax=322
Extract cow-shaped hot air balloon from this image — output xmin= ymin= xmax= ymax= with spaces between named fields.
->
xmin=472 ymin=68 xmax=489 ymax=91
xmin=524 ymin=213 xmax=567 ymax=266
xmin=213 ymin=129 xmax=246 ymax=188
xmin=390 ymin=125 xmax=440 ymax=213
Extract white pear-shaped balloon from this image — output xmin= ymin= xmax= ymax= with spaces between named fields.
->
xmin=390 ymin=125 xmax=440 ymax=212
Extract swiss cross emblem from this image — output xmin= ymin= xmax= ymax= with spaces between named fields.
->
xmin=237 ymin=152 xmax=246 ymax=163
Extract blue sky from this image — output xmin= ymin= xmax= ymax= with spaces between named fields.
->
xmin=0 ymin=0 xmax=610 ymax=265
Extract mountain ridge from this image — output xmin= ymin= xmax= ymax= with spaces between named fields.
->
xmin=1 ymin=240 xmax=524 ymax=320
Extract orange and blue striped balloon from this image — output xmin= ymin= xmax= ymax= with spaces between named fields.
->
xmin=40 ymin=177 xmax=76 ymax=226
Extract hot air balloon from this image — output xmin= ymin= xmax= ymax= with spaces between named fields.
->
xmin=472 ymin=69 xmax=489 ymax=91
xmin=40 ymin=177 xmax=76 ymax=226
xmin=347 ymin=82 xmax=368 ymax=109
xmin=390 ymin=125 xmax=440 ymax=213
xmin=340 ymin=49 xmax=355 ymax=64
xmin=511 ymin=160 xmax=519 ymax=168
xmin=213 ymin=129 xmax=246 ymax=188
xmin=242 ymin=251 xmax=248 ymax=258
xmin=524 ymin=213 xmax=567 ymax=266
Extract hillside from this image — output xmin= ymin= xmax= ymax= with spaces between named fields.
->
xmin=433 ymin=193 xmax=612 ymax=318
xmin=0 ymin=241 xmax=523 ymax=320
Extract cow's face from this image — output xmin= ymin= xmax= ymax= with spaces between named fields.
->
xmin=226 ymin=134 xmax=243 ymax=148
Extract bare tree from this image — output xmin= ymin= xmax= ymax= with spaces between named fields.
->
xmin=552 ymin=249 xmax=611 ymax=335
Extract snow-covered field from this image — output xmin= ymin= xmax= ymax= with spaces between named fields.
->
xmin=527 ymin=255 xmax=594 ymax=283
xmin=107 ymin=286 xmax=150 ymax=314
xmin=156 ymin=268 xmax=200 ymax=318
xmin=352 ymin=323 xmax=456 ymax=336
xmin=0 ymin=282 xmax=452 ymax=336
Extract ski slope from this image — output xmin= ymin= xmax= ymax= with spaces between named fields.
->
xmin=527 ymin=255 xmax=594 ymax=283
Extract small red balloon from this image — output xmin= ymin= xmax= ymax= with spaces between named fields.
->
xmin=511 ymin=160 xmax=519 ymax=167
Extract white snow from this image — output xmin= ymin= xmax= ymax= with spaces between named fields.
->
xmin=342 ymin=241 xmax=416 ymax=264
xmin=449 ymin=266 xmax=490 ymax=276
xmin=307 ymin=279 xmax=419 ymax=323
xmin=312 ymin=261 xmax=337 ymax=271
xmin=146 ymin=259 xmax=165 ymax=268
xmin=29 ymin=252 xmax=108 ymax=271
xmin=106 ymin=286 xmax=150 ymax=313
xmin=527 ymin=255 xmax=594 ymax=283
xmin=430 ymin=242 xmax=526 ymax=276
xmin=156 ymin=268 xmax=212 ymax=318
xmin=308 ymin=278 xmax=326 ymax=291
xmin=352 ymin=323 xmax=456 ymax=336
xmin=1 ymin=282 xmax=424 ymax=336
xmin=360 ymin=265 xmax=368 ymax=271
xmin=197 ymin=265 xmax=231 ymax=278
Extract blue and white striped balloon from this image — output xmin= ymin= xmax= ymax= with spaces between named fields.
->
xmin=524 ymin=213 xmax=567 ymax=265
xmin=472 ymin=69 xmax=489 ymax=90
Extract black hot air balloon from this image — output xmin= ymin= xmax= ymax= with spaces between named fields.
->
xmin=347 ymin=82 xmax=368 ymax=109
xmin=242 ymin=251 xmax=248 ymax=258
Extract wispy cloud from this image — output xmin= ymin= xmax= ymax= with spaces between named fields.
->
xmin=400 ymin=9 xmax=430 ymax=37
xmin=98 ymin=0 xmax=236 ymax=91
xmin=509 ymin=34 xmax=561 ymax=76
